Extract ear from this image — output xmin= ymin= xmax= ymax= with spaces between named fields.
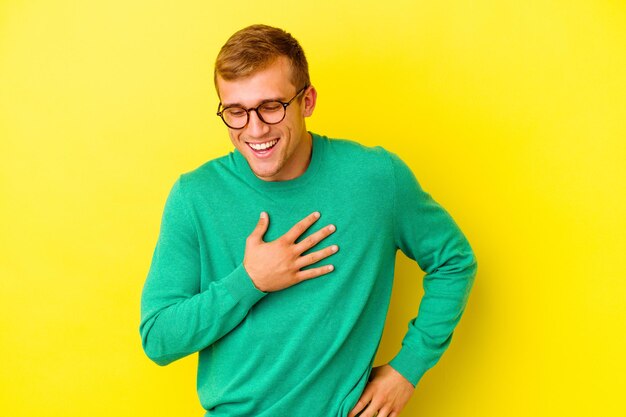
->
xmin=302 ymin=85 xmax=317 ymax=117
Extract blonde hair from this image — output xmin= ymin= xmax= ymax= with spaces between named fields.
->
xmin=214 ymin=24 xmax=310 ymax=91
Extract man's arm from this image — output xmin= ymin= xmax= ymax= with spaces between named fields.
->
xmin=387 ymin=151 xmax=477 ymax=387
xmin=350 ymin=152 xmax=477 ymax=417
xmin=139 ymin=177 xmax=338 ymax=366
xmin=139 ymin=177 xmax=266 ymax=366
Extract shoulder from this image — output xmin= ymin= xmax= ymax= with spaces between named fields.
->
xmin=175 ymin=152 xmax=237 ymax=193
xmin=319 ymin=134 xmax=397 ymax=167
xmin=318 ymin=133 xmax=408 ymax=177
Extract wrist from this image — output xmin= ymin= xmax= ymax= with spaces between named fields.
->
xmin=243 ymin=260 xmax=266 ymax=292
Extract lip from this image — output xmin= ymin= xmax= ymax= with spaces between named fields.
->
xmin=246 ymin=138 xmax=280 ymax=159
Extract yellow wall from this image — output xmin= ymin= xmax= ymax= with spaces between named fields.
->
xmin=1 ymin=1 xmax=624 ymax=415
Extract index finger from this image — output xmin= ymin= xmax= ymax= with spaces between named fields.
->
xmin=282 ymin=211 xmax=321 ymax=243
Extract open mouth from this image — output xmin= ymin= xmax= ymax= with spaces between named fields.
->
xmin=247 ymin=138 xmax=279 ymax=157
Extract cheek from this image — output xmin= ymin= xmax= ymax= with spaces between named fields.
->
xmin=228 ymin=131 xmax=241 ymax=145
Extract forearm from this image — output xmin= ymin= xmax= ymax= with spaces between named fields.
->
xmin=140 ymin=263 xmax=265 ymax=366
xmin=389 ymin=246 xmax=477 ymax=386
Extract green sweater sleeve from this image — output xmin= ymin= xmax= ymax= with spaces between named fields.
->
xmin=139 ymin=176 xmax=267 ymax=366
xmin=386 ymin=152 xmax=477 ymax=387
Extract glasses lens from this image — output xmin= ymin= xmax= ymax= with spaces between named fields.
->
xmin=258 ymin=102 xmax=285 ymax=124
xmin=222 ymin=107 xmax=248 ymax=129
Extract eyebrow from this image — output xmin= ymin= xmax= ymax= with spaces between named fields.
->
xmin=221 ymin=96 xmax=287 ymax=109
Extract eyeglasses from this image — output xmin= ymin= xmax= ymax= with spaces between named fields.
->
xmin=216 ymin=85 xmax=309 ymax=129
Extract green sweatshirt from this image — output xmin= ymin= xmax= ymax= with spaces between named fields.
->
xmin=139 ymin=132 xmax=477 ymax=416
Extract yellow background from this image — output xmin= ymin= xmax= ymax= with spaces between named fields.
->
xmin=1 ymin=1 xmax=625 ymax=415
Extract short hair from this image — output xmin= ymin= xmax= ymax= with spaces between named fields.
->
xmin=214 ymin=24 xmax=310 ymax=92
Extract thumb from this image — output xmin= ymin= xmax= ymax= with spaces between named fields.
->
xmin=249 ymin=211 xmax=269 ymax=242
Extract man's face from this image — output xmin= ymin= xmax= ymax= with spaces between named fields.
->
xmin=216 ymin=56 xmax=317 ymax=182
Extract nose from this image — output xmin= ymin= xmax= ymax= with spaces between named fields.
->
xmin=246 ymin=109 xmax=270 ymax=138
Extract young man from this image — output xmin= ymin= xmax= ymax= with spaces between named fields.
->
xmin=140 ymin=24 xmax=477 ymax=417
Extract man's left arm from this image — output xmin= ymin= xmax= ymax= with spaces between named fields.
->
xmin=349 ymin=151 xmax=478 ymax=417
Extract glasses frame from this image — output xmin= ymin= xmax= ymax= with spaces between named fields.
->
xmin=216 ymin=84 xmax=309 ymax=129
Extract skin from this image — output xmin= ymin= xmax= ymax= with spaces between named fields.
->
xmin=244 ymin=211 xmax=338 ymax=292
xmin=217 ymin=55 xmax=415 ymax=416
xmin=347 ymin=365 xmax=415 ymax=417
xmin=216 ymin=56 xmax=317 ymax=182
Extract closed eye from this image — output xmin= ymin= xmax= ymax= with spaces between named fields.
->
xmin=225 ymin=108 xmax=247 ymax=117
xmin=260 ymin=102 xmax=283 ymax=112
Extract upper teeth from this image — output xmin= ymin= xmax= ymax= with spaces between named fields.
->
xmin=249 ymin=139 xmax=278 ymax=150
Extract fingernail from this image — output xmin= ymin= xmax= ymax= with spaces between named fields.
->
xmin=328 ymin=225 xmax=336 ymax=232
xmin=260 ymin=212 xmax=267 ymax=219
xmin=332 ymin=245 xmax=338 ymax=252
xmin=314 ymin=211 xmax=320 ymax=218
xmin=328 ymin=265 xmax=334 ymax=271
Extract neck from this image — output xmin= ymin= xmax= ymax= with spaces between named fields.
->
xmin=280 ymin=131 xmax=312 ymax=181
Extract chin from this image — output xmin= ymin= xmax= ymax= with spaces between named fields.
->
xmin=250 ymin=164 xmax=276 ymax=177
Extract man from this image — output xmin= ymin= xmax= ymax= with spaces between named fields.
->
xmin=140 ymin=24 xmax=477 ymax=417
